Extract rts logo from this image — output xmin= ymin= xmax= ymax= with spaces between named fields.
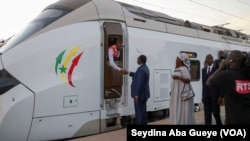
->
xmin=55 ymin=46 xmax=83 ymax=87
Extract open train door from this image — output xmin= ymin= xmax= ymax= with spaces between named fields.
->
xmin=101 ymin=22 xmax=127 ymax=130
xmin=103 ymin=22 xmax=124 ymax=100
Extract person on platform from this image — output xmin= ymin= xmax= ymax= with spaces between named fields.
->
xmin=202 ymin=54 xmax=223 ymax=125
xmin=129 ymin=54 xmax=150 ymax=125
xmin=169 ymin=53 xmax=195 ymax=125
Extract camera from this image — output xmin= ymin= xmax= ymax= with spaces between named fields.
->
xmin=214 ymin=51 xmax=250 ymax=78
xmin=227 ymin=51 xmax=250 ymax=68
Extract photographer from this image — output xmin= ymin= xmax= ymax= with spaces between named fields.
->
xmin=206 ymin=50 xmax=250 ymax=125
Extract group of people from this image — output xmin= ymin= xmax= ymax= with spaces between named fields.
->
xmin=201 ymin=51 xmax=250 ymax=125
xmin=207 ymin=50 xmax=250 ymax=125
xmin=108 ymin=39 xmax=250 ymax=125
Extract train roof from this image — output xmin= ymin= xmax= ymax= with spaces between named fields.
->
xmin=33 ymin=0 xmax=250 ymax=47
xmin=118 ymin=2 xmax=249 ymax=41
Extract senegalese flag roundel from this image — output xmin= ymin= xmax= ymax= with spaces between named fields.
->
xmin=55 ymin=46 xmax=83 ymax=87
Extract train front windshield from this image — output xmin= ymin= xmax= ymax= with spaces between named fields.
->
xmin=0 ymin=8 xmax=70 ymax=53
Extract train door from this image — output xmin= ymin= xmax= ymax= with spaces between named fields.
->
xmin=102 ymin=22 xmax=127 ymax=111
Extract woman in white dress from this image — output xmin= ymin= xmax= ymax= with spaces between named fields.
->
xmin=169 ymin=53 xmax=195 ymax=125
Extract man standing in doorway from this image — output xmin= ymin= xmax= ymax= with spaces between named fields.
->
xmin=202 ymin=54 xmax=223 ymax=125
xmin=128 ymin=55 xmax=150 ymax=125
xmin=108 ymin=39 xmax=127 ymax=74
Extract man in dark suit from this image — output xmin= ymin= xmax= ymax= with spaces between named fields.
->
xmin=129 ymin=55 xmax=150 ymax=125
xmin=202 ymin=54 xmax=223 ymax=125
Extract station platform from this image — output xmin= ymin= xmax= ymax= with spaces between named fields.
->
xmin=68 ymin=105 xmax=225 ymax=141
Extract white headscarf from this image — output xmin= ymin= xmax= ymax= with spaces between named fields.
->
xmin=178 ymin=53 xmax=190 ymax=70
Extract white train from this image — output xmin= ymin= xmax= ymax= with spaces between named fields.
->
xmin=0 ymin=0 xmax=250 ymax=140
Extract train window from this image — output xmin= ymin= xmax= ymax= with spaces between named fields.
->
xmin=190 ymin=60 xmax=200 ymax=81
xmin=1 ymin=9 xmax=70 ymax=53
xmin=0 ymin=69 xmax=20 ymax=95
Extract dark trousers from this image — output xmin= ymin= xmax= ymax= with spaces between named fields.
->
xmin=134 ymin=100 xmax=147 ymax=125
xmin=203 ymin=97 xmax=222 ymax=125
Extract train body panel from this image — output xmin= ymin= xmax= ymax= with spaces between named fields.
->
xmin=28 ymin=111 xmax=100 ymax=141
xmin=0 ymin=85 xmax=34 ymax=141
xmin=0 ymin=0 xmax=250 ymax=140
